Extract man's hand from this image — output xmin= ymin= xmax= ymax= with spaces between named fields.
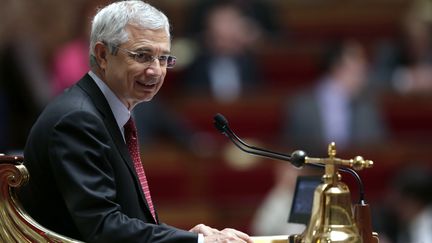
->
xmin=189 ymin=224 xmax=253 ymax=243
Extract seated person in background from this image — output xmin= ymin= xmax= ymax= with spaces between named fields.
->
xmin=251 ymin=164 xmax=320 ymax=236
xmin=18 ymin=1 xmax=252 ymax=242
xmin=132 ymin=99 xmax=198 ymax=151
xmin=186 ymin=0 xmax=280 ymax=40
xmin=254 ymin=41 xmax=387 ymax=233
xmin=184 ymin=1 xmax=264 ymax=104
xmin=390 ymin=15 xmax=432 ymax=95
xmin=282 ymin=39 xmax=388 ymax=155
xmin=50 ymin=0 xmax=110 ymax=96
xmin=370 ymin=0 xmax=432 ymax=95
xmin=375 ymin=164 xmax=432 ymax=243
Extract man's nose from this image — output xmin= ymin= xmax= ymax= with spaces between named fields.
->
xmin=145 ymin=60 xmax=163 ymax=76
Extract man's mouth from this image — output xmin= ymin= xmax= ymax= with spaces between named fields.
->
xmin=136 ymin=80 xmax=157 ymax=88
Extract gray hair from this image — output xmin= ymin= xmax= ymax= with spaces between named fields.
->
xmin=89 ymin=0 xmax=170 ymax=66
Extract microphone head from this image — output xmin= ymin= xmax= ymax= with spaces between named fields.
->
xmin=213 ymin=113 xmax=229 ymax=134
xmin=214 ymin=113 xmax=228 ymax=126
xmin=290 ymin=150 xmax=307 ymax=168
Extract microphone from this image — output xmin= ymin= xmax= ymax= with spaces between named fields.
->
xmin=213 ymin=113 xmax=366 ymax=203
xmin=213 ymin=113 xmax=307 ymax=168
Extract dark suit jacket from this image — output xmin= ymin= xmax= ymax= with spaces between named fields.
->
xmin=18 ymin=74 xmax=198 ymax=243
xmin=184 ymin=52 xmax=261 ymax=96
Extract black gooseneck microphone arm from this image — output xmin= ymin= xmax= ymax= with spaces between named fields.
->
xmin=213 ymin=113 xmax=366 ymax=203
xmin=214 ymin=113 xmax=310 ymax=168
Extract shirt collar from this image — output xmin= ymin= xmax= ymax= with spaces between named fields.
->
xmin=88 ymin=71 xmax=130 ymax=132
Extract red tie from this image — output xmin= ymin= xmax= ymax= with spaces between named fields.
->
xmin=124 ymin=118 xmax=157 ymax=222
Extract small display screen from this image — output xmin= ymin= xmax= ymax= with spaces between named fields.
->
xmin=288 ymin=176 xmax=322 ymax=225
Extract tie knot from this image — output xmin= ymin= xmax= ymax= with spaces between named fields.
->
xmin=124 ymin=118 xmax=137 ymax=140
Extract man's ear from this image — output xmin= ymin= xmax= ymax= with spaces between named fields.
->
xmin=94 ymin=42 xmax=109 ymax=71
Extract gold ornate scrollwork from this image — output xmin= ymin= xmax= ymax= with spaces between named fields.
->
xmin=0 ymin=156 xmax=83 ymax=242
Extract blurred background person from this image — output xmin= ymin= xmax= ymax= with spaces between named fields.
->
xmin=183 ymin=0 xmax=269 ymax=104
xmin=132 ymin=99 xmax=204 ymax=154
xmin=282 ymin=39 xmax=388 ymax=155
xmin=250 ymin=164 xmax=321 ymax=236
xmin=49 ymin=0 xmax=109 ymax=97
xmin=391 ymin=0 xmax=432 ymax=95
xmin=253 ymin=38 xmax=390 ymax=235
xmin=0 ymin=1 xmax=54 ymax=153
xmin=374 ymin=164 xmax=432 ymax=243
xmin=370 ymin=0 xmax=432 ymax=95
xmin=186 ymin=0 xmax=280 ymax=40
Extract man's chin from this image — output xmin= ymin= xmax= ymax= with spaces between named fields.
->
xmin=138 ymin=95 xmax=156 ymax=103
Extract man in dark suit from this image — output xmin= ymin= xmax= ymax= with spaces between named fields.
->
xmin=184 ymin=1 xmax=263 ymax=104
xmin=18 ymin=1 xmax=252 ymax=242
xmin=283 ymin=40 xmax=387 ymax=156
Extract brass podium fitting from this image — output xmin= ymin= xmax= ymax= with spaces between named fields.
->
xmin=289 ymin=142 xmax=375 ymax=243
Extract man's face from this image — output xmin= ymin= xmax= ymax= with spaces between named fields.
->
xmin=103 ymin=25 xmax=170 ymax=109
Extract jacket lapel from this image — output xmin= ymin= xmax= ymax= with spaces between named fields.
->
xmin=77 ymin=74 xmax=157 ymax=223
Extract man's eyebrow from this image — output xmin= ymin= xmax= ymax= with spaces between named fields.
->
xmin=133 ymin=47 xmax=152 ymax=52
xmin=133 ymin=47 xmax=171 ymax=54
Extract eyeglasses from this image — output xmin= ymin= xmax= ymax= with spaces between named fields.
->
xmin=114 ymin=46 xmax=176 ymax=69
